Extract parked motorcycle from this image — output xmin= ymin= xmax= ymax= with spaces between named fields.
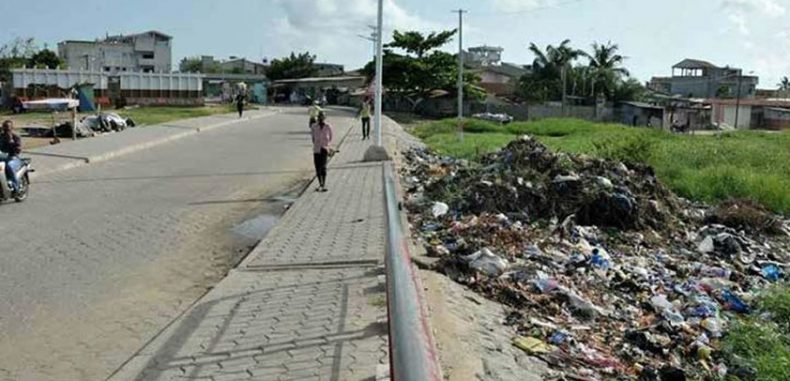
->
xmin=0 ymin=158 xmax=33 ymax=203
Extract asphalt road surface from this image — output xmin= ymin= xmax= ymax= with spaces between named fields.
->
xmin=0 ymin=107 xmax=356 ymax=381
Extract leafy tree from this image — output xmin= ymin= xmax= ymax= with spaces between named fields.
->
xmin=266 ymin=52 xmax=317 ymax=80
xmin=179 ymin=57 xmax=203 ymax=73
xmin=362 ymin=29 xmax=481 ymax=110
xmin=778 ymin=76 xmax=790 ymax=91
xmin=0 ymin=37 xmax=38 ymax=82
xmin=612 ymin=78 xmax=646 ymax=102
xmin=28 ymin=49 xmax=63 ymax=69
xmin=386 ymin=30 xmax=456 ymax=58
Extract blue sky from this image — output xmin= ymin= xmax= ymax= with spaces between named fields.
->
xmin=2 ymin=0 xmax=789 ymax=87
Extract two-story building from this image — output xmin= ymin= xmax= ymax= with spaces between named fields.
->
xmin=58 ymin=31 xmax=172 ymax=74
xmin=649 ymin=59 xmax=758 ymax=99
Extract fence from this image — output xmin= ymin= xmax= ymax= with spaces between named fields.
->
xmin=381 ymin=94 xmax=615 ymax=123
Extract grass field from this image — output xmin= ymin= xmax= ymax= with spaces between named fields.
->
xmin=2 ymin=105 xmax=244 ymax=149
xmin=412 ymin=118 xmax=790 ymax=214
xmin=1 ymin=104 xmax=241 ymax=128
xmin=724 ymin=285 xmax=790 ymax=381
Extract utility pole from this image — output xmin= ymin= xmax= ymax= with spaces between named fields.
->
xmin=453 ymin=9 xmax=467 ymax=141
xmin=375 ymin=0 xmax=384 ymax=146
xmin=562 ymin=63 xmax=568 ymax=117
xmin=734 ymin=69 xmax=743 ymax=129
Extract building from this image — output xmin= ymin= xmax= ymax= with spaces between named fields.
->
xmin=195 ymin=56 xmax=268 ymax=75
xmin=463 ymin=46 xmax=530 ymax=96
xmin=475 ymin=63 xmax=529 ymax=96
xmin=648 ymin=59 xmax=758 ymax=99
xmin=314 ymin=63 xmax=344 ymax=77
xmin=465 ymin=46 xmax=504 ymax=66
xmin=58 ymin=31 xmax=172 ymax=74
xmin=708 ymin=98 xmax=790 ymax=130
xmin=619 ymin=101 xmax=665 ymax=128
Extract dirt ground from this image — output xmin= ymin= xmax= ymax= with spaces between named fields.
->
xmin=420 ymin=269 xmax=551 ymax=381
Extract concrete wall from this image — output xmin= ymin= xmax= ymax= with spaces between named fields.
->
xmin=764 ymin=108 xmax=790 ymax=130
xmin=713 ymin=104 xmax=752 ymax=129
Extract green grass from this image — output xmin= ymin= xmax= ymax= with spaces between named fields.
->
xmin=121 ymin=105 xmax=243 ymax=126
xmin=724 ymin=285 xmax=790 ymax=381
xmin=411 ymin=118 xmax=790 ymax=214
xmin=1 ymin=104 xmax=243 ymax=127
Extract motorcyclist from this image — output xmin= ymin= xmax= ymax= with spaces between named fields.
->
xmin=0 ymin=120 xmax=23 ymax=194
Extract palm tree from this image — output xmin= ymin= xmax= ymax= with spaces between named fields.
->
xmin=778 ymin=76 xmax=790 ymax=91
xmin=525 ymin=40 xmax=584 ymax=101
xmin=585 ymin=41 xmax=629 ymax=100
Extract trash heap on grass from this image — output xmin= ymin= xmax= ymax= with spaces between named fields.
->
xmin=402 ymin=136 xmax=790 ymax=381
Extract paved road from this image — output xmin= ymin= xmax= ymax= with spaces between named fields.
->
xmin=0 ymin=107 xmax=356 ymax=381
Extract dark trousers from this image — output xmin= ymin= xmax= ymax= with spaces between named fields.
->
xmin=313 ymin=149 xmax=328 ymax=187
xmin=237 ymin=102 xmax=244 ymax=117
xmin=361 ymin=117 xmax=371 ymax=139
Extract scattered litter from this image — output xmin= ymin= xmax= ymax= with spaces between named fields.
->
xmin=401 ymin=137 xmax=790 ymax=380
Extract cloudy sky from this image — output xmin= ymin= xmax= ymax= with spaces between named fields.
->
xmin=2 ymin=0 xmax=789 ymax=87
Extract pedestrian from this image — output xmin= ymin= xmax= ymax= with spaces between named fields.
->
xmin=0 ymin=120 xmax=23 ymax=194
xmin=358 ymin=100 xmax=372 ymax=140
xmin=235 ymin=92 xmax=246 ymax=118
xmin=310 ymin=111 xmax=333 ymax=192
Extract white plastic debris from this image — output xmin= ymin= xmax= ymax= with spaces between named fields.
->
xmin=431 ymin=202 xmax=450 ymax=218
xmin=464 ymin=248 xmax=509 ymax=277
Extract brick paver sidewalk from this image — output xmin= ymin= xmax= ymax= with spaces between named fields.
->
xmin=110 ymin=115 xmax=391 ymax=381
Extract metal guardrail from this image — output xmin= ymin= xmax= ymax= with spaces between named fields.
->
xmin=383 ymin=162 xmax=443 ymax=381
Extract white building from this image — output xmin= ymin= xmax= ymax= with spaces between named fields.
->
xmin=58 ymin=31 xmax=172 ymax=74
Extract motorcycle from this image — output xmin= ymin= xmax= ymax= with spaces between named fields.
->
xmin=0 ymin=158 xmax=33 ymax=203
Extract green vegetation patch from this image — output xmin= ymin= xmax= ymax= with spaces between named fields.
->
xmin=411 ymin=118 xmax=790 ymax=214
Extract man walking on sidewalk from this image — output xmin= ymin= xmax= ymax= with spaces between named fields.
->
xmin=358 ymin=99 xmax=372 ymax=140
xmin=311 ymin=111 xmax=333 ymax=192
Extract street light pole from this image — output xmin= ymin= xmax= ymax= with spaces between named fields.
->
xmin=454 ymin=9 xmax=467 ymax=142
xmin=374 ymin=0 xmax=384 ymax=146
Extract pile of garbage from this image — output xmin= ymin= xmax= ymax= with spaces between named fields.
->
xmin=402 ymin=136 xmax=790 ymax=381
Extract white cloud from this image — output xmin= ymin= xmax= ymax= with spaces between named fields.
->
xmin=264 ymin=0 xmax=444 ymax=68
xmin=491 ymin=0 xmax=559 ymax=12
xmin=728 ymin=13 xmax=750 ymax=35
xmin=722 ymin=0 xmax=786 ymax=15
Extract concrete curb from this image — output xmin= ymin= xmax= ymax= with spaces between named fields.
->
xmin=29 ymin=110 xmax=280 ymax=178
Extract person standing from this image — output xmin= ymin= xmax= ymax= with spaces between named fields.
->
xmin=0 ymin=120 xmax=23 ymax=194
xmin=310 ymin=111 xmax=333 ymax=192
xmin=235 ymin=92 xmax=246 ymax=118
xmin=358 ymin=100 xmax=372 ymax=140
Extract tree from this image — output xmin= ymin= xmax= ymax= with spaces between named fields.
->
xmin=266 ymin=52 xmax=317 ymax=80
xmin=518 ymin=40 xmax=585 ymax=102
xmin=179 ymin=57 xmax=203 ymax=73
xmin=612 ymin=78 xmax=646 ymax=102
xmin=386 ymin=30 xmax=456 ymax=59
xmin=0 ymin=37 xmax=39 ymax=81
xmin=362 ymin=29 xmax=480 ymax=110
xmin=585 ymin=41 xmax=628 ymax=100
xmin=28 ymin=49 xmax=63 ymax=69
xmin=778 ymin=76 xmax=790 ymax=91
